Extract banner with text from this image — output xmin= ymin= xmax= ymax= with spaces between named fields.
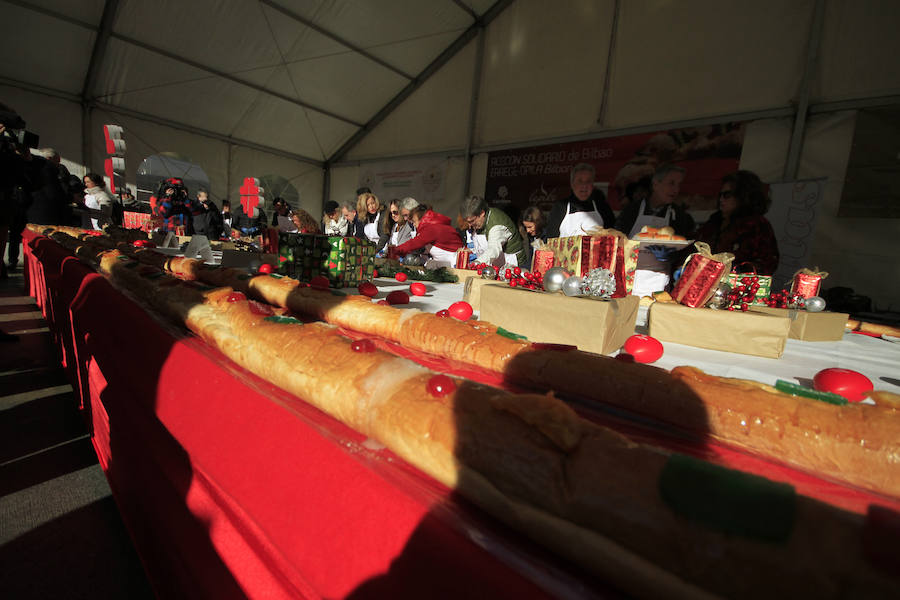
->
xmin=485 ymin=123 xmax=744 ymax=217
xmin=358 ymin=157 xmax=447 ymax=208
xmin=768 ymin=179 xmax=826 ymax=291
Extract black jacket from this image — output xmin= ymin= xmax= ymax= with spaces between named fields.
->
xmin=232 ymin=203 xmax=268 ymax=235
xmin=192 ymin=200 xmax=225 ymax=239
xmin=544 ymin=190 xmax=615 ymax=238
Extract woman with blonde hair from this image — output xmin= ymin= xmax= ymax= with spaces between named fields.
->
xmin=356 ymin=192 xmax=384 ymax=245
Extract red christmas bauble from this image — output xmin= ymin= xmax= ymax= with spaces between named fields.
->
xmin=310 ymin=275 xmax=330 ymax=290
xmin=372 ymin=269 xmax=378 ymax=277
xmin=448 ymin=301 xmax=473 ymax=320
xmin=258 ymin=263 xmax=273 ymax=274
xmin=623 ymin=334 xmax=664 ymax=364
xmin=410 ymin=282 xmax=427 ymax=296
xmin=386 ymin=290 xmax=410 ymax=305
xmin=427 ymin=374 xmax=456 ymax=398
xmin=358 ymin=282 xmax=378 ymax=297
xmin=351 ymin=339 xmax=376 ymax=353
xmin=395 ymin=272 xmax=408 ymax=282
xmin=813 ymin=368 xmax=873 ymax=402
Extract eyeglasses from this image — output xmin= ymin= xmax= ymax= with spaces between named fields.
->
xmin=390 ymin=210 xmax=399 ymax=215
xmin=719 ymin=190 xmax=735 ymax=199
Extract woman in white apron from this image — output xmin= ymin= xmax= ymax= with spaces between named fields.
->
xmin=628 ymin=200 xmax=676 ymax=297
xmin=557 ymin=199 xmax=605 ymax=238
xmin=357 ymin=192 xmax=383 ymax=244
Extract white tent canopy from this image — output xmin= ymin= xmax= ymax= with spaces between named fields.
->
xmin=2 ymin=0 xmax=900 ymax=306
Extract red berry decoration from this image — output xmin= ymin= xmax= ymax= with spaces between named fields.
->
xmin=410 ymin=282 xmax=427 ymax=296
xmin=395 ymin=272 xmax=408 ymax=282
xmin=373 ymin=269 xmax=378 ymax=277
xmin=226 ymin=292 xmax=246 ymax=303
xmin=436 ymin=309 xmax=450 ymax=318
xmin=310 ymin=275 xmax=330 ymax=290
xmin=357 ymin=281 xmax=378 ymax=297
xmin=513 ymin=267 xmax=521 ymax=276
xmin=351 ymin=339 xmax=376 ymax=353
xmin=427 ymin=374 xmax=456 ymax=398
xmin=386 ymin=290 xmax=410 ymax=305
xmin=509 ymin=279 xmax=518 ymax=287
xmin=258 ymin=263 xmax=273 ymax=274
xmin=623 ymin=334 xmax=664 ymax=364
xmin=813 ymin=368 xmax=873 ymax=402
xmin=447 ymin=301 xmax=473 ymax=321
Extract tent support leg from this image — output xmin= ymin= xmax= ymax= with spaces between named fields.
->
xmin=463 ymin=27 xmax=486 ymax=197
xmin=81 ymin=102 xmax=93 ymax=173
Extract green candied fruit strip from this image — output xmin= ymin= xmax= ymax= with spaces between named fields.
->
xmin=268 ymin=273 xmax=285 ymax=279
xmin=659 ymin=453 xmax=796 ymax=543
xmin=496 ymin=327 xmax=527 ymax=341
xmin=263 ymin=316 xmax=303 ymax=325
xmin=117 ymin=254 xmax=130 ymax=261
xmin=775 ymin=379 xmax=848 ymax=405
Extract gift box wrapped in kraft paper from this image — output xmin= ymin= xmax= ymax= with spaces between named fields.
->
xmin=671 ymin=242 xmax=734 ymax=308
xmin=480 ymin=285 xmax=640 ymax=355
xmin=649 ymin=302 xmax=791 ymax=358
xmin=752 ymin=306 xmax=849 ymax=342
xmin=543 ymin=229 xmax=639 ymax=297
xmin=463 ymin=277 xmax=503 ymax=312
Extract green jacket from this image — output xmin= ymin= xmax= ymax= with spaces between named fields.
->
xmin=477 ymin=207 xmax=527 ymax=266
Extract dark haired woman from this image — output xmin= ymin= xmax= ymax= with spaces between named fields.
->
xmin=694 ymin=170 xmax=779 ymax=274
xmin=518 ymin=206 xmax=547 ymax=270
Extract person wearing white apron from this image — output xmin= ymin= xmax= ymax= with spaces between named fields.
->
xmin=392 ymin=206 xmax=464 ymax=268
xmin=628 ymin=200 xmax=676 ymax=297
xmin=461 ymin=196 xmax=526 ymax=268
xmin=545 ymin=163 xmax=616 ymax=238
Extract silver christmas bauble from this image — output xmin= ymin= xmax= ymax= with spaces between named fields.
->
xmin=542 ymin=266 xmax=569 ymax=293
xmin=562 ymin=275 xmax=584 ymax=296
xmin=804 ymin=296 xmax=826 ymax=312
xmin=480 ymin=265 xmax=497 ymax=280
xmin=706 ymin=281 xmax=733 ymax=310
xmin=404 ymin=253 xmax=425 ymax=266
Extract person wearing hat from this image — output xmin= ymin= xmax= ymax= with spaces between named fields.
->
xmin=460 ymin=195 xmax=527 ymax=267
xmin=322 ymin=200 xmax=348 ymax=236
xmin=152 ymin=177 xmax=195 ymax=233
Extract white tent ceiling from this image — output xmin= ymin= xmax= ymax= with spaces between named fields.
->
xmin=1 ymin=0 xmax=503 ymax=165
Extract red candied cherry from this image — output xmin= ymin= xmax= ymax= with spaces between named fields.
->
xmin=410 ymin=282 xmax=427 ymax=296
xmin=386 ymin=290 xmax=410 ymax=305
xmin=310 ymin=275 xmax=330 ymax=290
xmin=376 ymin=299 xmax=389 ymax=305
xmin=436 ymin=309 xmax=450 ymax=318
xmin=395 ymin=272 xmax=408 ymax=282
xmin=226 ymin=292 xmax=246 ymax=303
xmin=448 ymin=301 xmax=473 ymax=321
xmin=351 ymin=339 xmax=376 ymax=353
xmin=427 ymin=374 xmax=456 ymax=398
xmin=813 ymin=368 xmax=873 ymax=402
xmin=258 ymin=263 xmax=273 ymax=274
xmin=357 ymin=281 xmax=378 ymax=297
xmin=248 ymin=301 xmax=275 ymax=316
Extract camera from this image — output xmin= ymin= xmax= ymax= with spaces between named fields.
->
xmin=0 ymin=107 xmax=39 ymax=151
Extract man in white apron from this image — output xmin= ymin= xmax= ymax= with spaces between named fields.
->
xmin=544 ymin=163 xmax=615 ymax=238
xmin=460 ymin=196 xmax=526 ymax=268
xmin=615 ymin=164 xmax=695 ymax=296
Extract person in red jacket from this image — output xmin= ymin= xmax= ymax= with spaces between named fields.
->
xmin=393 ymin=205 xmax=463 ymax=266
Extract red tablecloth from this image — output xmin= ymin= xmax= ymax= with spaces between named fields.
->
xmin=22 ymin=229 xmax=607 ymax=599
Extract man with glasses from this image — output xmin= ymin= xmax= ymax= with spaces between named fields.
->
xmin=614 ymin=163 xmax=695 ymax=295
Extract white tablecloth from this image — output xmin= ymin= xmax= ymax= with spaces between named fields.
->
xmin=348 ymin=279 xmax=900 ymax=395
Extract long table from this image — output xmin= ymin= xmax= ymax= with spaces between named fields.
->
xmin=22 ymin=230 xmax=900 ymax=599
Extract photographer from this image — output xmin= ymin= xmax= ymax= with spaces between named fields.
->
xmin=1 ymin=104 xmax=40 ymax=279
xmin=151 ymin=177 xmax=195 ymax=233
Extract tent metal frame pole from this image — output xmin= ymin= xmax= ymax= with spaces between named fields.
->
xmin=809 ymin=94 xmax=900 ymax=114
xmin=257 ymin=0 xmax=414 ymax=81
xmin=595 ymin=0 xmax=620 ymax=127
xmin=322 ymin=165 xmax=331 ymax=216
xmin=81 ymin=102 xmax=92 ymax=172
xmin=81 ymin=0 xmax=120 ymax=99
xmin=327 ymin=0 xmax=515 ymax=165
xmin=783 ymin=0 xmax=826 ymax=181
xmin=462 ymin=27 xmax=486 ymax=197
xmin=226 ymin=143 xmax=233 ymax=201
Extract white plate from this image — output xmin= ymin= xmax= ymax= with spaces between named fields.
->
xmin=630 ymin=238 xmax=695 ymax=248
